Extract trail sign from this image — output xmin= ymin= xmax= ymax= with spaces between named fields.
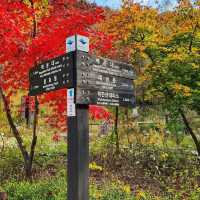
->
xmin=29 ymin=34 xmax=136 ymax=200
xmin=66 ymin=35 xmax=90 ymax=200
xmin=75 ymin=51 xmax=135 ymax=107
xmin=67 ymin=88 xmax=76 ymax=117
xmin=29 ymin=50 xmax=136 ymax=108
xmin=29 ymin=53 xmax=73 ymax=96
xmin=77 ymin=71 xmax=134 ymax=92
xmin=76 ymin=88 xmax=135 ymax=107
xmin=66 ymin=35 xmax=89 ymax=53
xmin=76 ymin=51 xmax=135 ymax=80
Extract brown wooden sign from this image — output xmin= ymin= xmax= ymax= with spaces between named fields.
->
xmin=29 ymin=53 xmax=74 ymax=96
xmin=29 ymin=51 xmax=136 ymax=107
xmin=76 ymin=51 xmax=135 ymax=80
xmin=75 ymin=51 xmax=136 ymax=107
xmin=76 ymin=87 xmax=135 ymax=107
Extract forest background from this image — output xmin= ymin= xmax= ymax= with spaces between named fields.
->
xmin=0 ymin=0 xmax=199 ymax=199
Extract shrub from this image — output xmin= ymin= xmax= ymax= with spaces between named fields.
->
xmin=4 ymin=175 xmax=136 ymax=200
xmin=5 ymin=176 xmax=66 ymax=200
xmin=90 ymin=181 xmax=134 ymax=200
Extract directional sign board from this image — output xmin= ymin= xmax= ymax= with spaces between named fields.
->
xmin=77 ymin=71 xmax=134 ymax=92
xmin=29 ymin=51 xmax=136 ymax=107
xmin=29 ymin=53 xmax=73 ymax=96
xmin=76 ymin=51 xmax=135 ymax=80
xmin=76 ymin=88 xmax=135 ymax=107
xmin=75 ymin=51 xmax=136 ymax=107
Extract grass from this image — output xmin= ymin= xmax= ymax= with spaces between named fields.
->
xmin=0 ymin=101 xmax=199 ymax=199
xmin=2 ymin=171 xmax=200 ymax=200
xmin=3 ymin=171 xmax=135 ymax=200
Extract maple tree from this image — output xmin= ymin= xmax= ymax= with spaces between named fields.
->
xmin=145 ymin=0 xmax=200 ymax=155
xmin=99 ymin=0 xmax=200 ymax=155
xmin=98 ymin=2 xmax=158 ymax=103
xmin=0 ymin=0 xmax=112 ymax=179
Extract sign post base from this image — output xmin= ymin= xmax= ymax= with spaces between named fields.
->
xmin=67 ymin=104 xmax=89 ymax=200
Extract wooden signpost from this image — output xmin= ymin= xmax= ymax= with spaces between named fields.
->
xmin=29 ymin=34 xmax=136 ymax=200
xmin=29 ymin=53 xmax=74 ymax=96
xmin=75 ymin=51 xmax=135 ymax=107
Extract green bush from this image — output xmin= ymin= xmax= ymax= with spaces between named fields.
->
xmin=4 ymin=176 xmax=136 ymax=200
xmin=90 ymin=182 xmax=134 ymax=200
xmin=4 ymin=175 xmax=200 ymax=200
xmin=0 ymin=148 xmax=24 ymax=182
xmin=190 ymin=188 xmax=200 ymax=200
xmin=5 ymin=176 xmax=66 ymax=200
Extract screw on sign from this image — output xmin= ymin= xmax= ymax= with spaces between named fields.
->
xmin=29 ymin=34 xmax=136 ymax=200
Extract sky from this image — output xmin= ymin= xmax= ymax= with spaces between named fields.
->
xmin=89 ymin=0 xmax=178 ymax=10
xmin=89 ymin=0 xmax=122 ymax=9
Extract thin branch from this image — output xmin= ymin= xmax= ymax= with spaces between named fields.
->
xmin=29 ymin=0 xmax=39 ymax=165
xmin=0 ymin=87 xmax=30 ymax=163
xmin=188 ymin=22 xmax=198 ymax=53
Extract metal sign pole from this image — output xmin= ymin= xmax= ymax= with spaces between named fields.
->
xmin=66 ymin=35 xmax=90 ymax=200
xmin=67 ymin=104 xmax=89 ymax=200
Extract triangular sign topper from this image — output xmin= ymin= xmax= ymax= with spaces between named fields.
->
xmin=67 ymin=39 xmax=74 ymax=45
xmin=66 ymin=34 xmax=89 ymax=53
xmin=69 ymin=89 xmax=73 ymax=97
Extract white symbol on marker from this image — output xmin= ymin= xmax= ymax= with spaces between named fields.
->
xmin=96 ymin=58 xmax=100 ymax=64
xmin=98 ymin=75 xmax=103 ymax=81
xmin=49 ymin=77 xmax=52 ymax=83
xmin=54 ymin=76 xmax=57 ymax=81
xmin=44 ymin=79 xmax=47 ymax=85
xmin=112 ymin=77 xmax=116 ymax=84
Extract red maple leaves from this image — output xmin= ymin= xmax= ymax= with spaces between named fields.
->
xmin=0 ymin=0 xmax=113 ymax=131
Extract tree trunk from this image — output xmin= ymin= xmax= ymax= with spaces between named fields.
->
xmin=29 ymin=96 xmax=39 ymax=176
xmin=0 ymin=192 xmax=8 ymax=200
xmin=0 ymin=87 xmax=31 ymax=166
xmin=0 ymin=87 xmax=36 ymax=180
xmin=24 ymin=158 xmax=32 ymax=180
xmin=188 ymin=23 xmax=198 ymax=53
xmin=125 ymin=108 xmax=131 ymax=147
xmin=179 ymin=109 xmax=200 ymax=156
xmin=0 ymin=0 xmax=39 ymax=181
xmin=114 ymin=107 xmax=120 ymax=154
xmin=26 ymin=0 xmax=39 ymax=179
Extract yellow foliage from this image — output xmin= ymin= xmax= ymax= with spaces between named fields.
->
xmin=89 ymin=162 xmax=103 ymax=171
xmin=168 ymin=52 xmax=187 ymax=61
xmin=122 ymin=184 xmax=131 ymax=194
xmin=172 ymin=83 xmax=192 ymax=97
xmin=160 ymin=152 xmax=169 ymax=161
xmin=192 ymin=63 xmax=199 ymax=69
xmin=92 ymin=190 xmax=102 ymax=199
xmin=136 ymin=189 xmax=147 ymax=200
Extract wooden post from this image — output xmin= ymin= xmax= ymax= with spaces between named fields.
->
xmin=67 ymin=104 xmax=89 ymax=200
xmin=66 ymin=35 xmax=90 ymax=200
